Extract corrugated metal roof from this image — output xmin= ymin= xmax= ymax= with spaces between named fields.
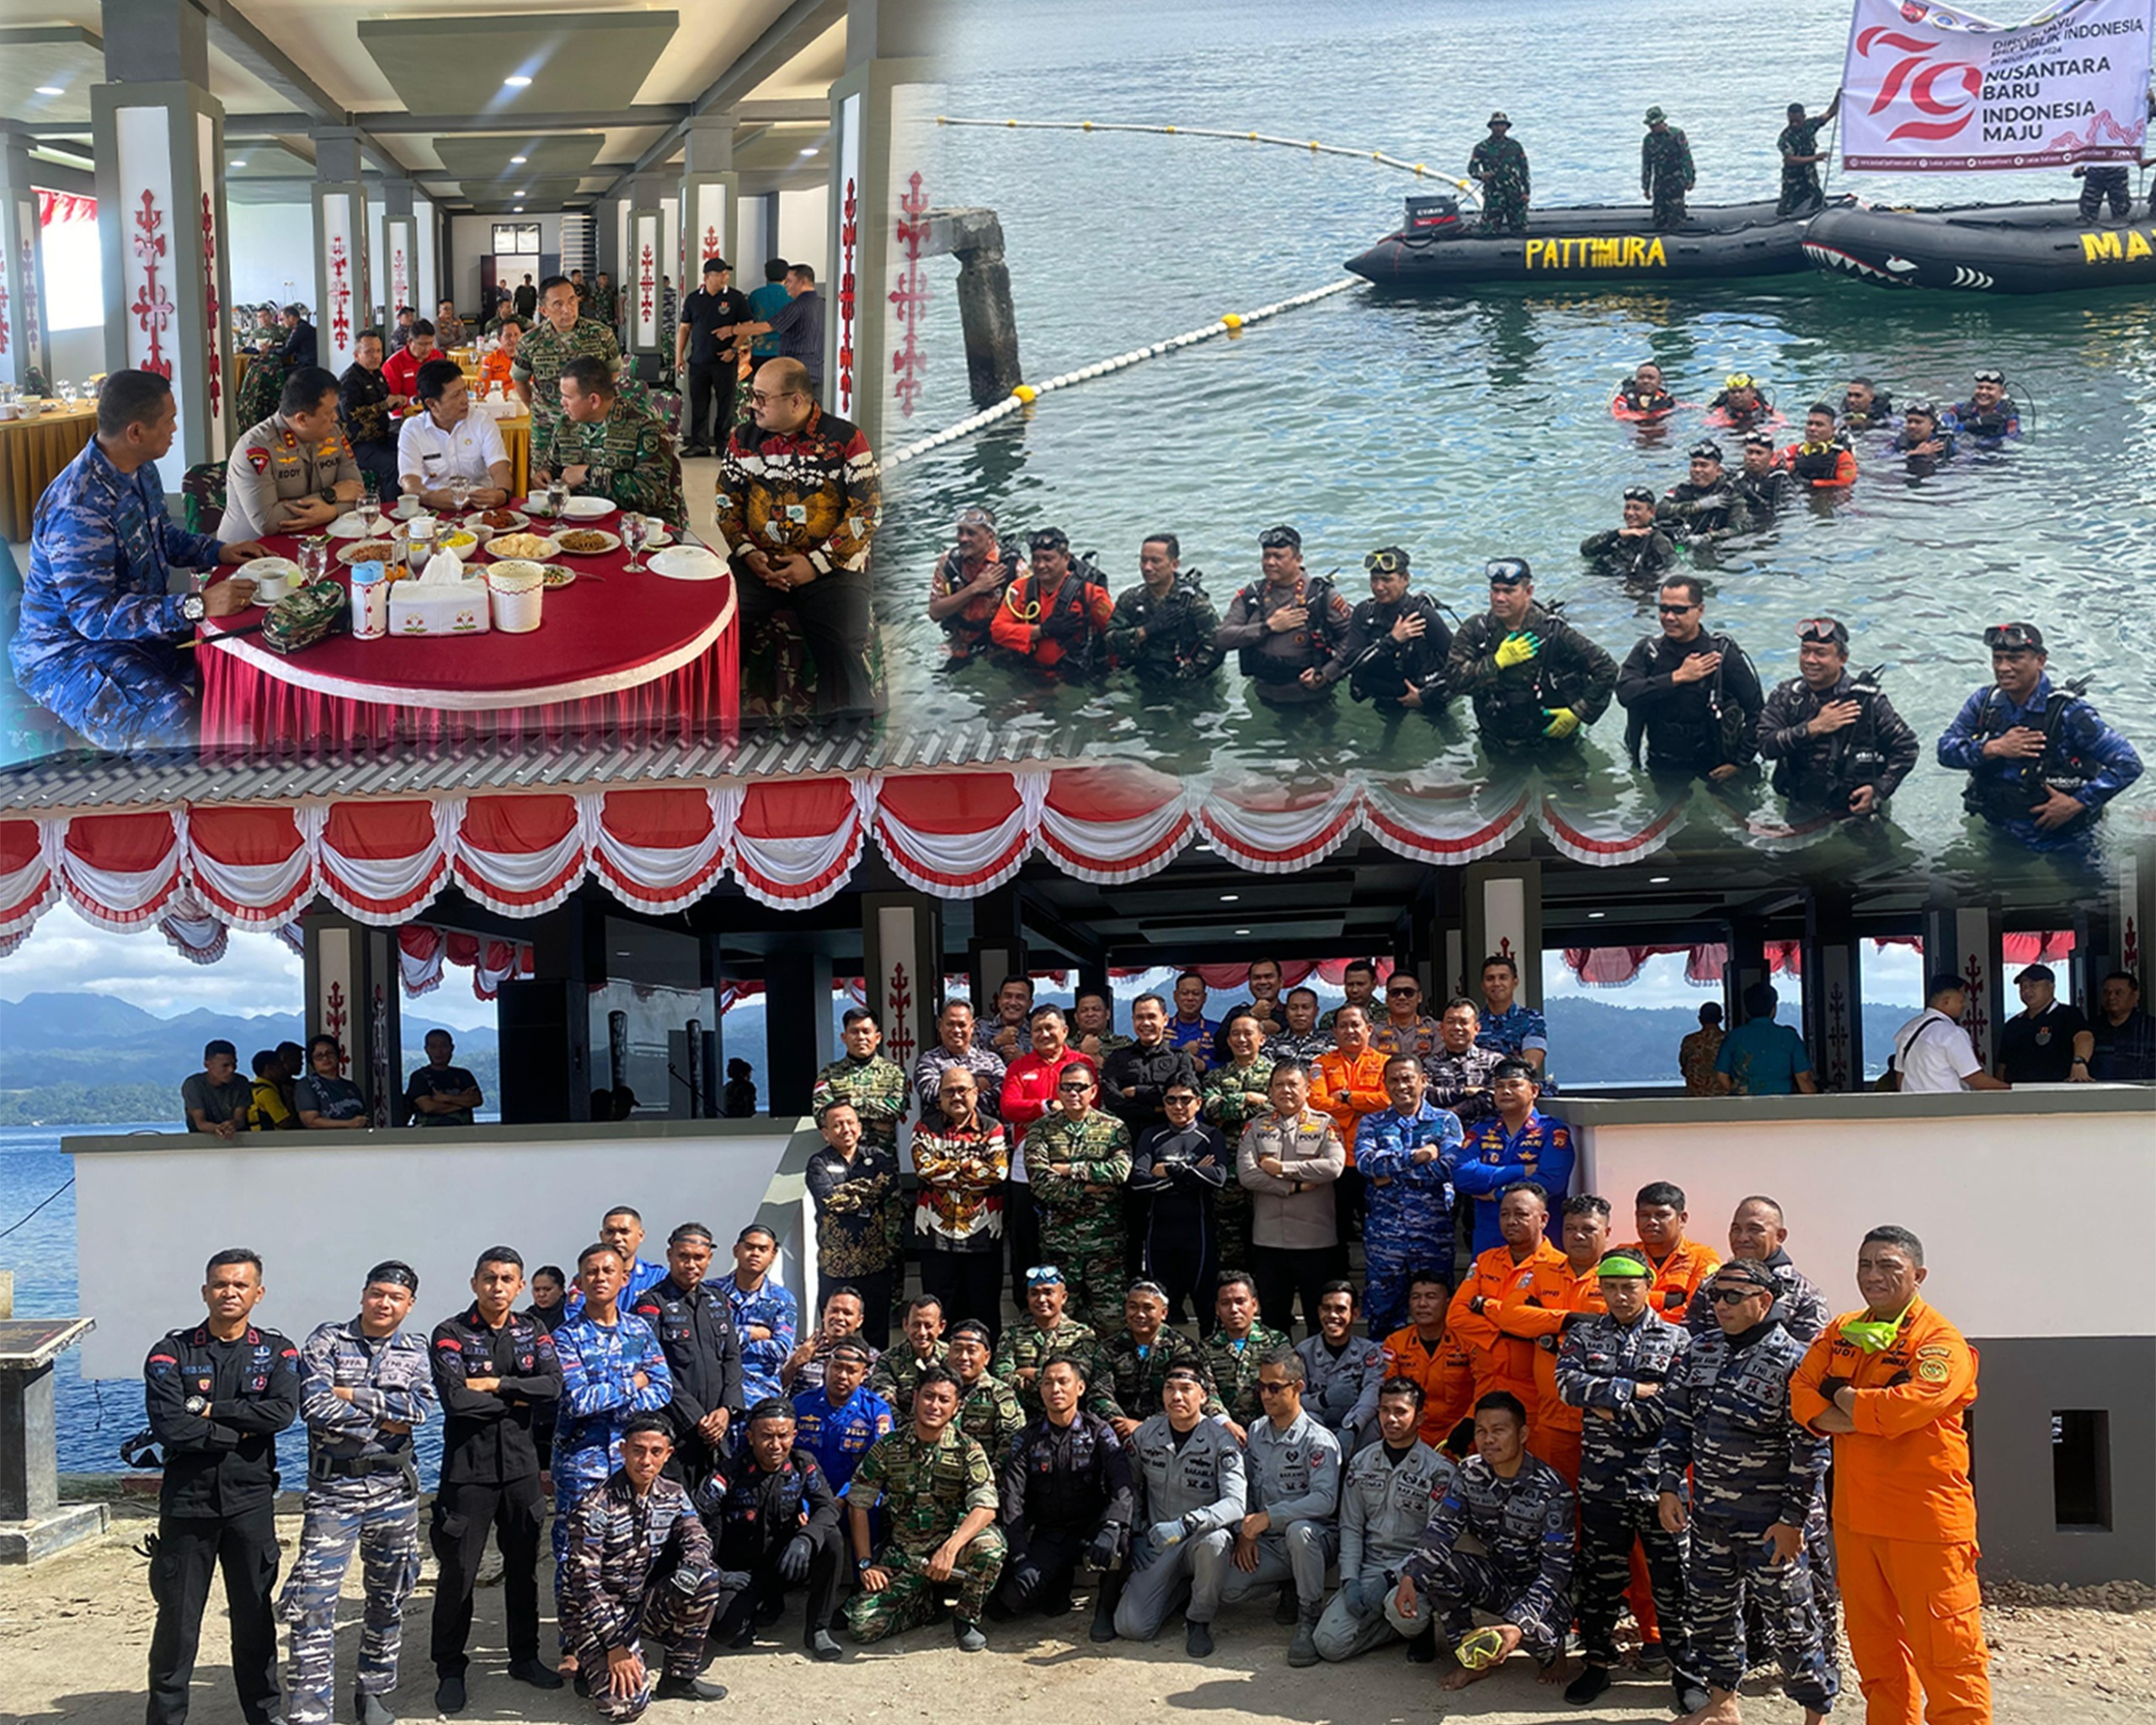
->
xmin=0 ymin=721 xmax=1088 ymax=814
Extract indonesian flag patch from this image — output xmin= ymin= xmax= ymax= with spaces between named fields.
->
xmin=245 ymin=447 xmax=271 ymax=475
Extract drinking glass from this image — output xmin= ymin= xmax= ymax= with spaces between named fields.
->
xmin=622 ymin=512 xmax=648 ymax=574
xmin=56 ymin=380 xmax=75 ymax=408
xmin=546 ymin=477 xmax=568 ymax=519
xmin=356 ymin=488 xmax=382 ymax=538
xmin=299 ymin=537 xmax=330 ymax=585
xmin=449 ymin=474 xmax=472 ymax=519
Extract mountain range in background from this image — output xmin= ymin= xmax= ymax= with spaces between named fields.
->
xmin=0 ymin=989 xmax=1923 ymax=1126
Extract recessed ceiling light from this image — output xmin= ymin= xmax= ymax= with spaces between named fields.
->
xmin=1648 ymin=875 xmax=1670 ymax=884
xmin=1234 ymin=928 xmax=1251 ymax=936
xmin=1219 ymin=894 xmax=1239 ymax=903
xmin=230 ymin=158 xmax=248 ymax=168
xmin=1588 ymin=911 xmax=1605 ymax=919
xmin=798 ymin=147 xmax=819 ymax=158
xmin=510 ymin=155 xmax=527 ymax=163
xmin=35 ymin=86 xmax=64 ymax=97
xmin=503 ymin=74 xmax=532 ymax=88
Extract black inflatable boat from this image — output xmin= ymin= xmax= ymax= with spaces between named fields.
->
xmin=1344 ymin=194 xmax=1843 ymax=287
xmin=1803 ymin=200 xmax=2156 ymax=295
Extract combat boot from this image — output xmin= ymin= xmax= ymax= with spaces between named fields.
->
xmin=354 ymin=1690 xmax=395 ymax=1725
xmin=1273 ymin=1581 xmax=1299 ymax=1625
xmin=1090 ymin=1571 xmax=1125 ymax=1643
xmin=953 ymin=1617 xmax=988 ymax=1653
xmin=1287 ymin=1601 xmax=1322 ymax=1667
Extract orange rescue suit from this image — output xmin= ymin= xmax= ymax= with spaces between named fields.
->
xmin=1310 ymin=1047 xmax=1389 ymax=1166
xmin=1621 ymin=1236 xmax=1722 ymax=1326
xmin=1448 ymin=1237 xmax=1566 ymax=1411
xmin=1497 ymin=1255 xmax=1607 ymax=1485
xmin=1377 ymin=1322 xmax=1477 ymax=1450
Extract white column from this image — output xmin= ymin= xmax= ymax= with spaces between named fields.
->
xmin=627 ymin=202 xmax=664 ymax=359
xmin=310 ymin=129 xmax=367 ymax=377
xmin=0 ymin=143 xmax=53 ymax=390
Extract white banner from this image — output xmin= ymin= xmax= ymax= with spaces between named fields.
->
xmin=1841 ymin=0 xmax=2153 ymax=171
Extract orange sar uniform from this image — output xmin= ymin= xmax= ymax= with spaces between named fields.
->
xmin=1447 ymin=1236 xmax=1565 ymax=1415
xmin=1309 ymin=1047 xmax=1388 ymax=1166
xmin=479 ymin=348 xmax=515 ymax=392
xmin=1495 ymin=1256 xmax=1605 ymax=1484
xmin=1790 ymin=1297 xmax=1987 ymax=1725
xmin=1622 ymin=1236 xmax=1721 ymax=1327
xmin=1375 ymin=1322 xmax=1476 ymax=1450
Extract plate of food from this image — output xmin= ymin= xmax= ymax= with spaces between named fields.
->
xmin=646 ymin=545 xmax=727 ymax=582
xmin=554 ymin=528 xmax=622 ymax=557
xmin=541 ymin=563 xmax=577 ymax=588
xmin=472 ymin=506 xmax=529 ymax=533
xmin=336 ymin=538 xmax=400 ymax=567
xmin=483 ymin=531 xmax=563 ymax=561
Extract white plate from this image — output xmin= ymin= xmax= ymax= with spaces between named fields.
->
xmin=390 ymin=497 xmax=424 ymax=521
xmin=637 ymin=524 xmax=675 ymax=548
xmin=470 ymin=509 xmax=529 ymax=535
xmin=326 ymin=512 xmax=391 ymax=539
xmin=336 ymin=538 xmax=403 ymax=567
xmin=647 ymin=545 xmax=727 ymax=582
xmin=559 ymin=495 xmax=616 ymax=520
xmin=552 ymin=529 xmax=622 ymax=558
xmin=234 ymin=557 xmax=302 ymax=585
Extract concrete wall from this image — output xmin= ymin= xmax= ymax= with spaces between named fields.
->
xmin=447 ymin=212 xmax=566 ymax=321
xmin=227 ymin=200 xmax=316 ymax=312
xmin=778 ymin=184 xmax=829 ymax=279
xmin=67 ymin=1119 xmax=813 ymax=1381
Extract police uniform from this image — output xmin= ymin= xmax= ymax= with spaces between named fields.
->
xmin=1657 ymin=1318 xmax=1838 ymax=1712
xmin=1469 ymin=124 xmax=1532 ymax=233
xmin=1938 ymin=667 xmax=2143 ymax=857
xmin=1555 ymin=1306 xmax=1697 ymax=1685
xmin=1198 ymin=1322 xmax=1292 ymax=1430
xmin=1385 ymin=1452 xmax=1573 ymax=1661
xmin=510 ymin=315 xmax=622 ymax=451
xmin=221 ymin=414 xmax=360 ymax=544
xmin=551 ymin=1312 xmax=675 ymax=1578
xmin=428 ymin=1302 xmax=563 ymax=1683
xmin=558 ymin=1469 xmax=730 ymax=1722
xmin=1760 ymin=667 xmax=1921 ymax=817
xmin=1112 ymin=1412 xmax=1248 ymax=1641
xmin=280 ymin=1316 xmax=436 ymax=1725
xmin=804 ymin=1140 xmax=905 ymax=1348
xmin=1315 ymin=1437 xmax=1454 ymax=1662
xmin=143 ymin=1321 xmax=302 ymax=1725
xmin=628 ymin=1274 xmax=744 ymax=1486
xmin=791 ymin=1380 xmax=896 ymax=1496
xmin=1447 ymin=600 xmax=1619 ymax=754
xmin=691 ymin=1445 xmax=846 ymax=1649
xmin=1218 ymin=1407 xmax=1342 ymax=1620
xmin=1354 ymin=1103 xmax=1462 ymax=1339
xmin=1453 ymin=1108 xmax=1575 ymax=1252
xmin=1294 ymin=1332 xmax=1388 ymax=1455
xmin=1641 ymin=112 xmax=1698 ymax=229
xmin=995 ymin=1409 xmax=1135 ymax=1616
xmin=718 ymin=1272 xmax=798 ymax=1406
xmin=1106 ymin=572 xmax=1225 ymax=682
xmin=842 ymin=1423 xmax=1007 ymax=1641
xmin=1023 ymin=1109 xmax=1135 ymax=1335
xmin=990 ymin=1315 xmax=1099 ymax=1423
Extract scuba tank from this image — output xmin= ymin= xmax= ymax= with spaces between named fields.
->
xmin=1787 ymin=441 xmax=1844 ymax=483
xmin=1965 ymin=676 xmax=2097 ymax=824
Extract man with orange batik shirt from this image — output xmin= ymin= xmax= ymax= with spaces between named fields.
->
xmin=1791 ymin=1225 xmax=1988 ymax=1725
xmin=1620 ymin=1181 xmax=1721 ymax=1327
xmin=1495 ymin=1194 xmax=1612 ymax=1485
xmin=1358 ymin=1268 xmax=1476 ymax=1454
xmin=1449 ymin=1183 xmax=1566 ymax=1416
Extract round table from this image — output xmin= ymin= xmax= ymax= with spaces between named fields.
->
xmin=0 ymin=402 xmax=99 ymax=542
xmin=197 ymin=518 xmax=738 ymax=748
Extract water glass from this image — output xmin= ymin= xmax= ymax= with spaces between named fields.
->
xmin=356 ymin=492 xmax=382 ymax=537
xmin=622 ymin=512 xmax=648 ymax=573
xmin=449 ymin=474 xmax=472 ymax=518
xmin=299 ymin=537 xmax=330 ymax=584
xmin=545 ymin=478 xmax=568 ymax=518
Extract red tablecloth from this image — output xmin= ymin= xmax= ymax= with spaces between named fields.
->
xmin=197 ymin=525 xmax=737 ymax=749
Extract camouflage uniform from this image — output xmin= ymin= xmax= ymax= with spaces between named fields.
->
xmin=955 ymin=1370 xmax=1028 ymax=1463
xmin=1354 ymin=1103 xmax=1462 ymax=1338
xmin=842 ymin=1424 xmax=1006 ymax=1640
xmin=812 ymin=1052 xmax=913 ymax=1154
xmin=1656 ymin=1322 xmax=1838 ymax=1711
xmin=1385 ymin=1452 xmax=1573 ymax=1662
xmin=1468 ymin=132 xmax=1532 ymax=233
xmin=1106 ymin=574 xmax=1225 ymax=682
xmin=1198 ymin=1058 xmax=1273 ymax=1272
xmin=1023 ymin=1109 xmax=1135 ymax=1334
xmin=279 ymin=1317 xmax=436 ymax=1725
xmin=1087 ymin=1327 xmax=1224 ymax=1424
xmin=551 ymin=1314 xmax=675 ymax=1575
xmin=990 ymin=1315 xmax=1099 ymax=1423
xmin=1555 ymin=1309 xmax=1697 ymax=1679
xmin=1198 ymin=1322 xmax=1292 ymax=1429
xmin=1641 ymin=125 xmax=1698 ymax=230
xmin=1775 ymin=113 xmax=1831 ymax=217
xmin=511 ymin=315 xmax=622 ymax=454
xmin=531 ymin=396 xmax=686 ymax=530
xmin=868 ymin=1340 xmax=950 ymax=1419
xmin=1420 ymin=1043 xmax=1505 ymax=1130
xmin=1315 ymin=1438 xmax=1454 ymax=1662
xmin=718 ymin=1273 xmax=798 ymax=1407
xmin=558 ymin=1470 xmax=731 ymax=1722
xmin=1113 ymin=1413 xmax=1247 ymax=1639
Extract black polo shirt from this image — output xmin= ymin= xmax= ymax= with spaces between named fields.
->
xmin=680 ymin=284 xmax=751 ymax=368
xmin=1996 ymin=999 xmax=2089 ymax=1083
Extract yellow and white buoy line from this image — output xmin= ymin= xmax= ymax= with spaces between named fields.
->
xmin=887 ymin=277 xmax=1359 ymax=467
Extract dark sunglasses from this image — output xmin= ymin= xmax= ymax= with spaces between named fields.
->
xmin=1657 ymin=601 xmax=1699 ymax=614
xmin=1709 ymin=1286 xmax=1765 ymax=1306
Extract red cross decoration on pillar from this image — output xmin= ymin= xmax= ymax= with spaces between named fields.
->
xmin=200 ymin=194 xmax=221 ymax=418
xmin=639 ymin=243 xmax=655 ymax=322
xmin=837 ymin=177 xmax=859 ymax=413
xmin=328 ymin=235 xmax=353 ymax=350
xmin=889 ymin=171 xmax=931 ymax=418
xmin=19 ymin=231 xmax=35 ymax=351
xmin=131 ymin=189 xmax=175 ymax=377
xmin=886 ymin=961 xmax=916 ymax=1069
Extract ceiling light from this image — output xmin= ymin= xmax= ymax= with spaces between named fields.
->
xmin=1234 ymin=928 xmax=1251 ymax=936
xmin=503 ymin=74 xmax=532 ymax=88
xmin=1219 ymin=894 xmax=1240 ymax=903
xmin=1648 ymin=875 xmax=1670 ymax=884
xmin=230 ymin=158 xmax=248 ymax=168
xmin=35 ymin=86 xmax=65 ymax=97
xmin=510 ymin=155 xmax=527 ymax=163
xmin=798 ymin=147 xmax=819 ymax=157
xmin=1588 ymin=911 xmax=1605 ymax=919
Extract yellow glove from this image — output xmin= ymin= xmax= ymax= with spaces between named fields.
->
xmin=1493 ymin=630 xmax=1542 ymax=670
xmin=1541 ymin=707 xmax=1582 ymax=740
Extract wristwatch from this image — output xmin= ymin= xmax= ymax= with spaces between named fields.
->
xmin=856 ymin=1557 xmax=874 ymax=1573
xmin=318 ymin=485 xmax=338 ymax=504
xmin=179 ymin=594 xmax=207 ymax=625
xmin=184 ymin=1395 xmax=208 ymax=1415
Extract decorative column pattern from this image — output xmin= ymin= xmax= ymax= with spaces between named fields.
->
xmin=833 ymin=91 xmax=862 ymax=419
xmin=1464 ymin=862 xmax=1542 ymax=1007
xmin=628 ymin=206 xmax=664 ymax=356
xmin=0 ymin=146 xmax=53 ymax=389
xmin=414 ymin=199 xmax=437 ymax=313
xmin=864 ymin=894 xmax=942 ymax=1140
xmin=312 ymin=190 xmax=365 ymax=375
xmin=1923 ymin=902 xmax=2002 ymax=1070
xmin=195 ymin=114 xmax=225 ymax=458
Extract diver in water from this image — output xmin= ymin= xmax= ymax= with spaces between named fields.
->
xmin=1657 ymin=441 xmax=1747 ymax=540
xmin=1948 ymin=370 xmax=2021 ymax=449
xmin=1581 ymin=488 xmax=1679 ymax=587
xmin=1776 ymin=404 xmax=1858 ymax=489
xmin=1730 ymin=431 xmax=1796 ymax=517
xmin=1705 ymin=372 xmax=1773 ymax=429
xmin=1888 ymin=402 xmax=1956 ymax=465
xmin=1838 ymin=377 xmax=1894 ymax=435
xmin=1614 ymin=362 xmax=1676 ymax=419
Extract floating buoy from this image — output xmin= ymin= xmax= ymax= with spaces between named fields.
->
xmin=1222 ymin=312 xmax=1244 ymax=329
xmin=1011 ymin=384 xmax=1037 ymax=403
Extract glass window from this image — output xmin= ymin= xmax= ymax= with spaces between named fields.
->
xmin=40 ymin=192 xmax=103 ymax=333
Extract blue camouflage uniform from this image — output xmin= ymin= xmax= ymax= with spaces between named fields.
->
xmin=791 ymin=1381 xmax=896 ymax=1496
xmin=279 ymin=1317 xmax=437 ymax=1725
xmin=563 ymin=1256 xmax=669 ymax=1322
xmin=1387 ymin=1451 xmax=1573 ymax=1663
xmin=1452 ymin=1108 xmax=1575 ymax=1252
xmin=1656 ymin=1320 xmax=1838 ymax=1711
xmin=1937 ymin=675 xmax=2142 ymax=857
xmin=1294 ymin=1331 xmax=1387 ymax=1455
xmin=1354 ymin=1103 xmax=1462 ymax=1338
xmin=1315 ymin=1436 xmax=1454 ymax=1662
xmin=718 ymin=1273 xmax=798 ymax=1406
xmin=551 ymin=1313 xmax=673 ymax=1575
xmin=1474 ymin=1002 xmax=1548 ymax=1065
xmin=13 ymin=437 xmax=227 ymax=749
xmin=1556 ymin=1308 xmax=1697 ymax=1680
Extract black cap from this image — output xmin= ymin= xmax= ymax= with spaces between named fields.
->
xmin=702 ymin=256 xmax=731 ymax=275
xmin=1259 ymin=524 xmax=1302 ymax=550
xmin=2017 ymin=964 xmax=2056 ymax=984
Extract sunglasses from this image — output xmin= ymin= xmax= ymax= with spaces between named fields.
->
xmin=747 ymin=388 xmax=799 ymax=405
xmin=1057 ymin=1079 xmax=1094 ymax=1092
xmin=1657 ymin=602 xmax=1699 ymax=614
xmin=1984 ymin=624 xmax=2040 ymax=650
xmin=1164 ymin=1092 xmax=1201 ymax=1106
xmin=1364 ymin=548 xmax=1408 ymax=575
xmin=1387 ymin=985 xmax=1419 ymax=996
xmin=1709 ymin=1286 xmax=1766 ymax=1306
xmin=1796 ymin=617 xmax=1845 ymax=644
xmin=1256 ymin=1380 xmax=1294 ymax=1395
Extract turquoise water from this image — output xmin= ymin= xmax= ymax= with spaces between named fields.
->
xmin=883 ymin=0 xmax=2155 ymax=868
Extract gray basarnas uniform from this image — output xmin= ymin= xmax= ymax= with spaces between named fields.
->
xmin=1219 ymin=1407 xmax=1342 ymax=1611
xmin=1112 ymin=1413 xmax=1247 ymax=1640
xmin=1294 ymin=1332 xmax=1386 ymax=1453
xmin=1315 ymin=1438 xmax=1454 ymax=1662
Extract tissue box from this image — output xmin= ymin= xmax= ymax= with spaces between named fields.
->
xmin=388 ymin=579 xmax=492 ymax=636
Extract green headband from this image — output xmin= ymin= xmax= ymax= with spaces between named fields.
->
xmin=1597 ymin=1253 xmax=1651 ymax=1279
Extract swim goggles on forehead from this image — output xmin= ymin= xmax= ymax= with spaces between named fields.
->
xmin=1795 ymin=617 xmax=1847 ymax=644
xmin=1485 ymin=558 xmax=1530 ymax=585
xmin=1971 ymin=369 xmax=2004 ymax=385
xmin=1258 ymin=525 xmax=1301 ymax=550
xmin=1364 ymin=547 xmax=1409 ymax=575
xmin=1983 ymin=622 xmax=2041 ymax=651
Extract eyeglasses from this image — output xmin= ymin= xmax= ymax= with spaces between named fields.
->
xmin=1795 ymin=617 xmax=1845 ymax=644
xmin=1709 ymin=1286 xmax=1764 ymax=1306
xmin=1984 ymin=623 xmax=2041 ymax=650
xmin=1364 ymin=548 xmax=1407 ymax=575
xmin=748 ymin=388 xmax=799 ymax=405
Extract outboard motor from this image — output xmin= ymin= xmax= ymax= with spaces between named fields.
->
xmin=1404 ymin=194 xmax=1463 ymax=238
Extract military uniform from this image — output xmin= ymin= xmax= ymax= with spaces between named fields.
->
xmin=221 ymin=413 xmax=360 ymax=544
xmin=1476 ymin=1001 xmax=1549 ymax=1065
xmin=718 ymin=1272 xmax=798 ymax=1406
xmin=991 ymin=1316 xmax=1100 ymax=1423
xmin=1218 ymin=1408 xmax=1342 ymax=1615
xmin=15 ymin=436 xmax=233 ymax=748
xmin=1937 ymin=673 xmax=2143 ymax=857
xmin=1469 ymin=132 xmax=1533 ymax=233
xmin=510 ymin=315 xmax=622 ymax=451
xmin=1112 ymin=1413 xmax=1248 ymax=1640
xmin=691 ymin=1445 xmax=846 ymax=1650
xmin=1199 ymin=1322 xmax=1292 ymax=1429
xmin=1447 ymin=602 xmax=1619 ymax=754
xmin=428 ymin=1303 xmax=563 ymax=1682
xmin=1354 ymin=1103 xmax=1462 ymax=1339
xmin=551 ymin=1313 xmax=675 ymax=1576
xmin=995 ymin=1410 xmax=1135 ymax=1615
xmin=1315 ymin=1438 xmax=1454 ymax=1662
xmin=1657 ymin=1321 xmax=1838 ymax=1712
xmin=1453 ymin=1108 xmax=1575 ymax=1253
xmin=843 ymin=1424 xmax=1007 ymax=1641
xmin=558 ymin=1470 xmax=731 ymax=1722
xmin=1294 ymin=1332 xmax=1388 ymax=1455
xmin=955 ymin=1370 xmax=1029 ymax=1465
xmin=1107 ymin=573 xmax=1225 ymax=682
xmin=868 ymin=1339 xmax=951 ymax=1419
xmin=1386 ymin=1452 xmax=1573 ymax=1662
xmin=1760 ymin=670 xmax=1920 ymax=818
xmin=1556 ymin=1309 xmax=1696 ymax=1683
xmin=1088 ymin=1327 xmax=1224 ymax=1425
xmin=1686 ymin=1251 xmax=1832 ymax=1345
xmin=813 ymin=1052 xmax=912 ymax=1153
xmin=805 ymin=1141 xmax=905 ymax=1346
xmin=1776 ymin=113 xmax=1833 ymax=216
xmin=1198 ymin=1058 xmax=1273 ymax=1271
xmin=280 ymin=1317 xmax=436 ymax=1725
xmin=627 ymin=1274 xmax=743 ymax=1486
xmin=1024 ymin=1109 xmax=1135 ymax=1334
xmin=1215 ymin=573 xmax=1355 ymax=705
xmin=143 ymin=1322 xmax=302 ymax=1725
xmin=1421 ymin=1042 xmax=1504 ymax=1129
xmin=1641 ymin=122 xmax=1698 ymax=229
xmin=792 ymin=1381 xmax=896 ymax=1496
xmin=532 ymin=396 xmax=686 ymax=528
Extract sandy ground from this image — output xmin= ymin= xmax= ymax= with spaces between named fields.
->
xmin=5 ymin=1485 xmax=2150 ymax=1725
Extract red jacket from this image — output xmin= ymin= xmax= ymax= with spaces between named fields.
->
xmin=999 ymin=1047 xmax=1098 ymax=1139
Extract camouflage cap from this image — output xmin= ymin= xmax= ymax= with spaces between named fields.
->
xmin=1488 ymin=111 xmax=1511 ymax=126
xmin=1645 ymin=105 xmax=1668 ymax=123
